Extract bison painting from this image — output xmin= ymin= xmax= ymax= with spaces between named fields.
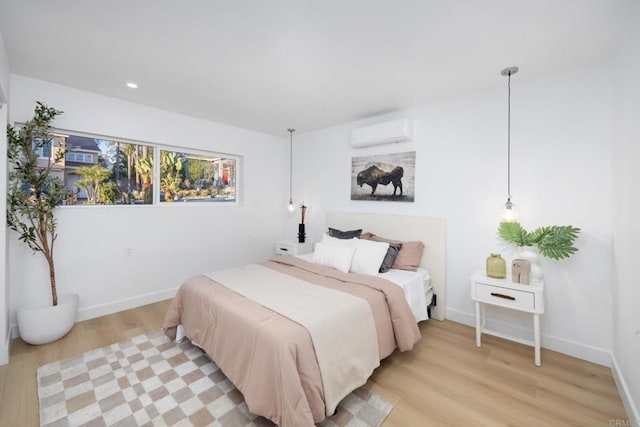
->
xmin=356 ymin=165 xmax=404 ymax=196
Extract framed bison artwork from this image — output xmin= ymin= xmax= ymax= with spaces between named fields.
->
xmin=351 ymin=151 xmax=415 ymax=202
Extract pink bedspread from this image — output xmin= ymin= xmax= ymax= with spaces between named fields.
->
xmin=162 ymin=256 xmax=421 ymax=426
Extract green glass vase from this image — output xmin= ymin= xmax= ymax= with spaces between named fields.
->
xmin=486 ymin=253 xmax=506 ymax=279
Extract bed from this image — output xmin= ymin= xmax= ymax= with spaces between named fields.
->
xmin=162 ymin=212 xmax=446 ymax=426
xmin=326 ymin=212 xmax=446 ymax=321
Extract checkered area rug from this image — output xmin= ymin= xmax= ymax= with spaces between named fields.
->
xmin=37 ymin=330 xmax=392 ymax=426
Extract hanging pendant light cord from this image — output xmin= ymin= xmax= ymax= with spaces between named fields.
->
xmin=507 ymin=71 xmax=512 ymax=201
xmin=288 ymin=128 xmax=294 ymax=204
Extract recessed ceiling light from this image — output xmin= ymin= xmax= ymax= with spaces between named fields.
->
xmin=126 ymin=82 xmax=138 ymax=89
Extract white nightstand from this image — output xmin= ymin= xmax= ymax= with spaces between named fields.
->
xmin=470 ymin=270 xmax=545 ymax=366
xmin=275 ymin=240 xmax=313 ymax=256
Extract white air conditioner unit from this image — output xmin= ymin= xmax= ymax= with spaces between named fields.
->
xmin=350 ymin=118 xmax=414 ymax=148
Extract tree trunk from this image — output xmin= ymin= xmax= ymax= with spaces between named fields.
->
xmin=46 ymin=253 xmax=58 ymax=306
xmin=127 ymin=155 xmax=132 ymax=191
xmin=115 ymin=142 xmax=120 ymax=183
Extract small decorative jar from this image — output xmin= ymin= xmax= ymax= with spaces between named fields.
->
xmin=486 ymin=253 xmax=507 ymax=278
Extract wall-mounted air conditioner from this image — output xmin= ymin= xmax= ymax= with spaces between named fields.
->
xmin=350 ymin=118 xmax=414 ymax=148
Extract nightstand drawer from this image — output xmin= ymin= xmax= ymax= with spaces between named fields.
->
xmin=276 ymin=242 xmax=295 ymax=255
xmin=475 ymin=283 xmax=535 ymax=310
xmin=275 ymin=240 xmax=312 ymax=256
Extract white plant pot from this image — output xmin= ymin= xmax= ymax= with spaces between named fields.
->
xmin=17 ymin=293 xmax=79 ymax=345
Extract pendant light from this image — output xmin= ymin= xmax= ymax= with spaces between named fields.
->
xmin=500 ymin=66 xmax=520 ymax=222
xmin=287 ymin=128 xmax=295 ymax=212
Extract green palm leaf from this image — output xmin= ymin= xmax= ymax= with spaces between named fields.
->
xmin=498 ymin=222 xmax=581 ymax=260
xmin=536 ymin=225 xmax=581 ymax=260
xmin=498 ymin=222 xmax=531 ymax=246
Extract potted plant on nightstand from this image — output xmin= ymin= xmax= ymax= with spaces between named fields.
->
xmin=7 ymin=102 xmax=78 ymax=345
xmin=498 ymin=221 xmax=581 ymax=282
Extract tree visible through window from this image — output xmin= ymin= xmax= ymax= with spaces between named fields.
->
xmin=65 ymin=136 xmax=155 ymax=205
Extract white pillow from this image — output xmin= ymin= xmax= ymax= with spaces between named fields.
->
xmin=321 ymin=233 xmax=355 ymax=246
xmin=312 ymin=242 xmax=356 ymax=273
xmin=349 ymin=238 xmax=390 ymax=276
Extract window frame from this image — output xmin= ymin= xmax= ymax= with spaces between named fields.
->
xmin=32 ymin=137 xmax=53 ymax=159
xmin=66 ymin=152 xmax=94 ymax=163
xmin=15 ymin=125 xmax=242 ymax=208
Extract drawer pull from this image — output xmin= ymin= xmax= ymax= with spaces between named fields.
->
xmin=490 ymin=292 xmax=515 ymax=301
xmin=279 ymin=247 xmax=289 ymax=252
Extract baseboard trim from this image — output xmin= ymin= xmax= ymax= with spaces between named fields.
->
xmin=445 ymin=307 xmax=611 ymax=367
xmin=611 ymin=353 xmax=640 ymax=424
xmin=0 ymin=330 xmax=10 ymax=365
xmin=9 ymin=324 xmax=18 ymax=340
xmin=76 ymin=287 xmax=178 ymax=322
xmin=542 ymin=332 xmax=612 ymax=367
xmin=10 ymin=287 xmax=178 ymax=340
xmin=446 ymin=307 xmax=475 ymax=326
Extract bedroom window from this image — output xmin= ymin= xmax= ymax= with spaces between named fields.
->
xmin=159 ymin=149 xmax=237 ymax=203
xmin=15 ymin=126 xmax=240 ymax=207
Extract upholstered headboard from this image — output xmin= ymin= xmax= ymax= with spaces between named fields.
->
xmin=326 ymin=212 xmax=447 ymax=321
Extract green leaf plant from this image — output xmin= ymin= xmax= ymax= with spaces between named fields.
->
xmin=498 ymin=222 xmax=581 ymax=260
xmin=7 ymin=102 xmax=67 ymax=306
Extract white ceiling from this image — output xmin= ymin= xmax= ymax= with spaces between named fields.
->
xmin=0 ymin=0 xmax=627 ymax=136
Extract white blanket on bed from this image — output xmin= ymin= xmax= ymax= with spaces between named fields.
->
xmin=206 ymin=264 xmax=379 ymax=415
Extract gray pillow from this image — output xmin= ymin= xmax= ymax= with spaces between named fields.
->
xmin=379 ymin=242 xmax=403 ymax=273
xmin=327 ymin=227 xmax=362 ymax=239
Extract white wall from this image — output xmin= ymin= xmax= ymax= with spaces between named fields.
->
xmin=611 ymin=0 xmax=640 ymax=421
xmin=8 ymin=75 xmax=285 ymax=332
xmin=287 ymin=61 xmax=614 ymax=366
xmin=0 ymin=28 xmax=10 ymax=364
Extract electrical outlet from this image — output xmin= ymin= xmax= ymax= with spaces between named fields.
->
xmin=125 ymin=247 xmax=133 ymax=258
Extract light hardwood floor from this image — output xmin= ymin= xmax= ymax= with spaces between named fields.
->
xmin=0 ymin=300 xmax=628 ymax=426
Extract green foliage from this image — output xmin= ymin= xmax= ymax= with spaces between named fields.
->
xmin=6 ymin=102 xmax=66 ymax=306
xmin=187 ymin=158 xmax=205 ymax=183
xmin=134 ymin=156 xmax=154 ymax=204
xmin=160 ymin=151 xmax=184 ymax=200
xmin=497 ymin=222 xmax=530 ymax=246
xmin=99 ymin=181 xmax=122 ymax=205
xmin=75 ymin=164 xmax=112 ymax=204
xmin=498 ymin=222 xmax=581 ymax=260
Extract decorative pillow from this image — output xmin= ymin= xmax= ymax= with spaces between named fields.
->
xmin=378 ymin=242 xmax=403 ymax=273
xmin=312 ymin=242 xmax=356 ymax=273
xmin=321 ymin=233 xmax=355 ymax=246
xmin=362 ymin=233 xmax=425 ymax=272
xmin=349 ymin=238 xmax=389 ymax=276
xmin=391 ymin=241 xmax=424 ymax=271
xmin=362 ymin=233 xmax=401 ymax=245
xmin=360 ymin=231 xmax=375 ymax=240
xmin=327 ymin=227 xmax=362 ymax=240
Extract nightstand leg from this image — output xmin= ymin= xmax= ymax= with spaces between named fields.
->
xmin=534 ymin=314 xmax=541 ymax=366
xmin=475 ymin=301 xmax=482 ymax=347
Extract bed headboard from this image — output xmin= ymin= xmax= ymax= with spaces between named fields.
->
xmin=326 ymin=212 xmax=446 ymax=321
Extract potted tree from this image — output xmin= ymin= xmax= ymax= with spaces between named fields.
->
xmin=7 ymin=102 xmax=78 ymax=345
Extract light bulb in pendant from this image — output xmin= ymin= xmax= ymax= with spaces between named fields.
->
xmin=500 ymin=198 xmax=520 ymax=222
